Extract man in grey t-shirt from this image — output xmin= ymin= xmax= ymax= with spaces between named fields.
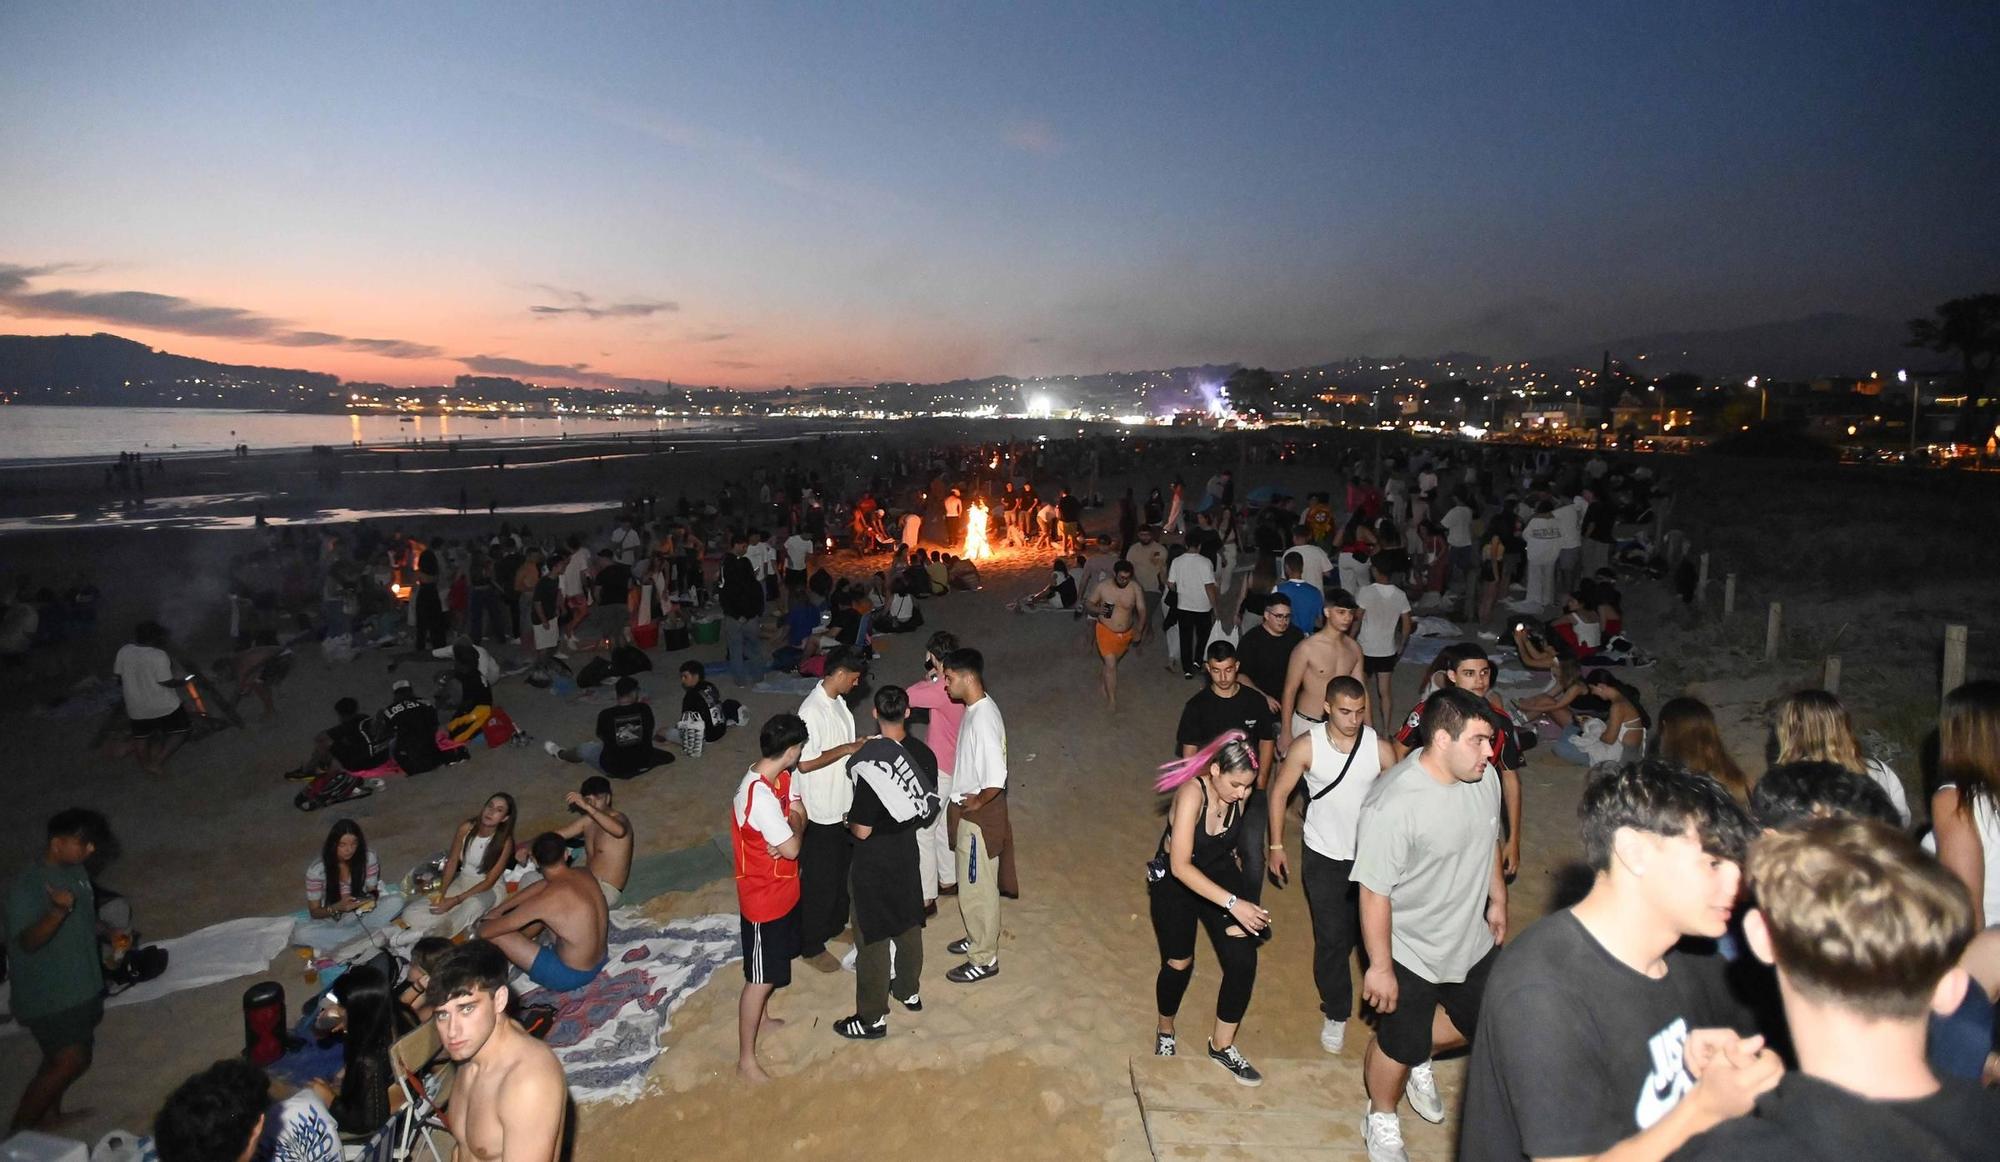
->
xmin=1352 ymin=687 xmax=1506 ymax=1162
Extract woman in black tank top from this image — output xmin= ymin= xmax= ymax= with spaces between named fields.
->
xmin=1148 ymin=729 xmax=1271 ymax=1086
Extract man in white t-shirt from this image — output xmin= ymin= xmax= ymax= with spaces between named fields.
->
xmin=1287 ymin=527 xmax=1333 ymax=593
xmin=1441 ymin=499 xmax=1476 ymax=614
xmin=1553 ymin=494 xmax=1585 ymax=598
xmin=1166 ymin=547 xmax=1222 ymax=680
xmin=942 ymin=648 xmax=1012 ymax=983
xmin=1267 ymin=675 xmax=1396 ymax=1055
xmin=611 ymin=517 xmax=643 ymax=566
xmin=745 ymin=530 xmax=779 ymax=600
xmin=113 ymin=620 xmax=189 ymax=775
xmin=782 ymin=529 xmax=814 ymax=588
xmin=794 ymin=648 xmax=868 ymax=971
xmin=1355 ymin=562 xmax=1412 ymax=735
xmin=1522 ymin=500 xmax=1563 ymax=608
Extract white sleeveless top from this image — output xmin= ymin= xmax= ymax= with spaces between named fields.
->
xmin=1302 ymin=725 xmax=1384 ymax=861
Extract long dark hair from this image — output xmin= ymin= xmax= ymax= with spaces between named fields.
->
xmin=464 ymin=792 xmax=516 ymax=875
xmin=331 ymin=963 xmax=402 ymax=1136
xmin=321 ymin=820 xmax=368 ymax=909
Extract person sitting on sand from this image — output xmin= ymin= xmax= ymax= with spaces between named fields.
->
xmin=288 ymin=696 xmax=397 ymax=782
xmin=292 ymin=819 xmax=406 ymax=957
xmin=1008 ymin=557 xmax=1077 ymax=612
xmin=1149 ymin=730 xmax=1271 ymax=1086
xmin=153 ymin=1058 xmax=343 ymax=1162
xmin=1511 ymin=653 xmax=1589 ymax=731
xmin=427 ymin=941 xmax=566 ymax=1161
xmin=443 ymin=641 xmax=494 ymax=744
xmin=543 ymin=676 xmax=674 ymax=777
xmin=379 ymin=678 xmax=468 ymax=774
xmin=422 ymin=793 xmax=517 ymax=937
xmin=1548 ymin=669 xmax=1649 ymax=767
xmin=536 ymin=776 xmax=633 ymax=908
xmin=946 ymin=553 xmax=980 ymax=590
xmin=476 ymin=832 xmax=610 ymax=996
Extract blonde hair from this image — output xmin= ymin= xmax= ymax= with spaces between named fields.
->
xmin=1772 ymin=689 xmax=1865 ymax=773
xmin=1749 ymin=819 xmax=1973 ymax=1020
xmin=1939 ymin=680 xmax=2000 ymax=817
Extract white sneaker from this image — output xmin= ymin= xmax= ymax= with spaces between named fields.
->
xmin=542 ymin=740 xmax=561 ymax=757
xmin=1362 ymin=1105 xmax=1408 ymax=1162
xmin=1319 ymin=1016 xmax=1346 ymax=1054
xmin=1406 ymin=1060 xmax=1445 ymax=1124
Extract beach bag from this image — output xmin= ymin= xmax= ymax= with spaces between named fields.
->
xmin=532 ymin=618 xmax=560 ymax=651
xmin=482 ymin=707 xmax=518 ymax=748
xmin=321 ymin=633 xmax=356 ymax=665
xmin=662 ymin=624 xmax=692 ymax=651
xmin=798 ymin=653 xmax=827 ymax=678
xmin=631 ymin=621 xmax=659 ymax=650
xmin=103 ymin=944 xmax=169 ymax=995
xmin=678 ymin=711 xmax=706 ymax=758
xmin=611 ymin=644 xmax=652 ymax=675
xmin=575 ymin=657 xmax=614 ymax=688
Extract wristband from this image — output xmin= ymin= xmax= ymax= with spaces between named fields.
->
xmin=1223 ymin=894 xmax=1237 ymax=912
xmin=1268 ymin=843 xmax=1284 ymax=850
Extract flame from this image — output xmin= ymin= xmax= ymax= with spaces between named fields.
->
xmin=961 ymin=500 xmax=992 ymax=560
xmin=390 ymin=583 xmax=412 ymax=600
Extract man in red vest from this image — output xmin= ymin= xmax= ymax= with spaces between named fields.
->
xmin=732 ymin=713 xmax=811 ymax=1083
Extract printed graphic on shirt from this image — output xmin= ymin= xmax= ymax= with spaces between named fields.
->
xmin=1633 ymin=1017 xmax=1693 ymax=1130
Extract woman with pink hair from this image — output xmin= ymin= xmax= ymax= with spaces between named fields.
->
xmin=1148 ymin=729 xmax=1271 ymax=1086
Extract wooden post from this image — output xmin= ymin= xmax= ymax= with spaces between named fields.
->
xmin=1822 ymin=655 xmax=1841 ymax=694
xmin=1765 ymin=602 xmax=1783 ymax=661
xmin=1723 ymin=574 xmax=1737 ymax=616
xmin=1943 ymin=625 xmax=1969 ymax=703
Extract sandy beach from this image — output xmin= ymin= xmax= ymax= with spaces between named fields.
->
xmin=0 ymin=424 xmax=1988 ymax=1158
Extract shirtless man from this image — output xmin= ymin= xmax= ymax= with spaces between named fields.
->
xmin=1086 ymin=560 xmax=1147 ymax=711
xmin=476 ymin=832 xmax=610 ymax=995
xmin=1278 ymin=589 xmax=1366 ymax=756
xmin=427 ymin=940 xmax=565 ymax=1162
xmin=548 ymin=776 xmax=632 ymax=908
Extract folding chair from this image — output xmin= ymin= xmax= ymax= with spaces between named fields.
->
xmin=381 ymin=1022 xmax=455 ymax=1162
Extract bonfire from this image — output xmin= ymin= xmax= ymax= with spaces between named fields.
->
xmin=962 ymin=500 xmax=993 ymax=560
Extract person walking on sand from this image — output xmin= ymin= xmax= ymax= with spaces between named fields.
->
xmin=1177 ymin=641 xmax=1278 ymax=904
xmin=426 ymin=941 xmax=566 ymax=1160
xmin=1279 ymin=590 xmax=1366 ymax=752
xmin=1355 ymin=563 xmax=1411 ymax=736
xmin=1149 ymin=730 xmax=1272 ymax=1086
xmin=942 ymin=648 xmax=1015 ymax=983
xmin=1086 ymin=559 xmax=1147 ymax=711
xmin=1266 ymin=677 xmax=1394 ymax=1056
xmin=733 ymin=714 xmax=810 ymax=1082
xmin=1355 ymin=687 xmax=1507 ymax=1162
xmin=6 ymin=809 xmax=112 ymax=1134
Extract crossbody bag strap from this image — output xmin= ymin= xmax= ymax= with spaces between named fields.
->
xmin=1309 ymin=732 xmax=1364 ymax=802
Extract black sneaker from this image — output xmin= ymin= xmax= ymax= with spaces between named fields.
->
xmin=1207 ymin=1040 xmax=1263 ymax=1087
xmin=1155 ymin=1032 xmax=1175 ymax=1057
xmin=946 ymin=937 xmax=972 ymax=956
xmin=894 ymin=992 xmax=923 ymax=1013
xmin=833 ymin=1014 xmax=887 ymax=1040
xmin=945 ymin=960 xmax=999 ymax=984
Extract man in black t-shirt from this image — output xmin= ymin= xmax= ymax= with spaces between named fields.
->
xmin=547 ymin=677 xmax=673 ymax=778
xmin=834 ymin=685 xmax=938 ymax=1039
xmin=1234 ymin=592 xmax=1304 ymax=716
xmin=1670 ymin=820 xmax=2000 ymax=1162
xmin=1459 ymin=759 xmax=1772 ymax=1162
xmin=380 ymin=678 xmax=467 ymax=774
xmin=1175 ymin=640 xmax=1277 ymax=903
xmin=673 ymin=660 xmax=740 ymax=744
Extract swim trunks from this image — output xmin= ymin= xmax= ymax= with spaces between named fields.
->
xmin=596 ymin=876 xmax=623 ymax=908
xmin=1094 ymin=620 xmax=1137 ymax=659
xmin=527 ymin=945 xmax=608 ymax=994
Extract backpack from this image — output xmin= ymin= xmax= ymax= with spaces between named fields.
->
xmin=610 ymin=644 xmax=653 ymax=675
xmin=575 ymin=657 xmax=614 ymax=688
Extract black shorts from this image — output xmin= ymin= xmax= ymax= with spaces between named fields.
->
xmin=741 ymin=905 xmax=801 ymax=989
xmin=1376 ymin=945 xmax=1498 ymax=1067
xmin=1363 ymin=653 xmax=1398 ymax=676
xmin=129 ymin=706 xmax=191 ymax=739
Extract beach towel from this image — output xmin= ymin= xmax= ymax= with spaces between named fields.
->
xmin=0 ymin=914 xmax=294 ymax=1034
xmin=511 ymin=910 xmax=741 ymax=1104
xmin=1412 ymin=615 xmax=1461 ymax=638
xmin=617 ymin=836 xmax=734 ymax=903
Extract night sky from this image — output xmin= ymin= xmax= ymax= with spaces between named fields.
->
xmin=2 ymin=2 xmax=1994 ymax=390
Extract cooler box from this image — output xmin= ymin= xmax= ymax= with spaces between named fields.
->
xmin=692 ymin=616 xmax=722 ymax=645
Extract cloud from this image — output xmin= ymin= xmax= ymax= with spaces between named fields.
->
xmin=710 ymin=359 xmax=758 ymax=369
xmin=0 ymin=262 xmax=442 ymax=358
xmin=1001 ymin=118 xmax=1066 ymax=155
xmin=459 ymin=354 xmax=593 ymax=379
xmin=689 ymin=331 xmax=734 ymax=343
xmin=527 ymin=285 xmax=677 ymax=320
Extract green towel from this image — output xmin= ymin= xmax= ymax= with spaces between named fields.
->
xmin=619 ymin=834 xmax=733 ymax=903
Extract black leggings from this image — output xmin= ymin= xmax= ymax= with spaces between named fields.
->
xmin=1175 ymin=609 xmax=1213 ymax=677
xmin=1151 ymin=876 xmax=1257 ymax=1024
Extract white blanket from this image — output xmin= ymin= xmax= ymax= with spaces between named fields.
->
xmin=0 ymin=914 xmax=293 ymax=1034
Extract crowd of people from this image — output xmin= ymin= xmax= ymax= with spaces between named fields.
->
xmin=4 ymin=431 xmax=1994 ymax=1162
